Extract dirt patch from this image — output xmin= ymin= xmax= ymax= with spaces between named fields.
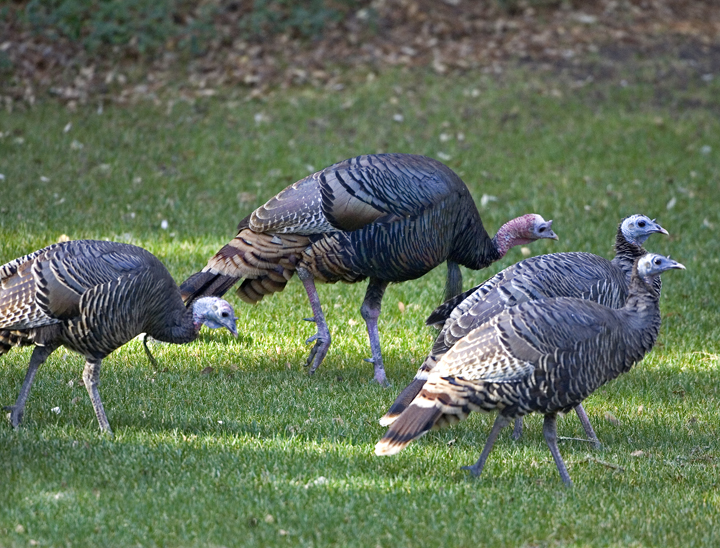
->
xmin=1 ymin=0 xmax=719 ymax=108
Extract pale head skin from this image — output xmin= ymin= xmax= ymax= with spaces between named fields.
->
xmin=621 ymin=215 xmax=669 ymax=245
xmin=192 ymin=297 xmax=238 ymax=336
xmin=637 ymin=253 xmax=685 ymax=278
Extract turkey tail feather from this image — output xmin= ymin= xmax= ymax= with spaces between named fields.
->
xmin=379 ymin=378 xmax=427 ymax=426
xmin=182 ymin=229 xmax=311 ymax=305
xmin=375 ymin=398 xmax=443 ymax=456
xmin=180 ymin=271 xmax=238 ymax=305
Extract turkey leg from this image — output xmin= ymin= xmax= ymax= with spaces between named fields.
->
xmin=360 ymin=278 xmax=389 ymax=385
xmin=4 ymin=344 xmax=57 ymax=427
xmin=462 ymin=414 xmax=511 ymax=477
xmin=297 ymin=267 xmax=332 ymax=375
xmin=444 ymin=260 xmax=463 ymax=302
xmin=512 ymin=404 xmax=600 ymax=450
xmin=82 ymin=358 xmax=112 ymax=435
xmin=512 ymin=417 xmax=524 ymax=440
xmin=574 ymin=403 xmax=600 ymax=449
xmin=543 ymin=413 xmax=573 ymax=487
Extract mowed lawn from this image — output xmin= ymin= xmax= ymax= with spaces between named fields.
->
xmin=0 ymin=66 xmax=719 ymax=547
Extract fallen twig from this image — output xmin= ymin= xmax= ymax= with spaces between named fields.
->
xmin=563 ymin=456 xmax=625 ymax=472
xmin=559 ymin=436 xmax=597 ymax=444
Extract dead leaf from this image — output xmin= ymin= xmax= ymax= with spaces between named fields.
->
xmin=200 ymin=366 xmax=213 ymax=375
xmin=604 ymin=411 xmax=620 ymax=425
xmin=631 ymin=450 xmax=645 ymax=457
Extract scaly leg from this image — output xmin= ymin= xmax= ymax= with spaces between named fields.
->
xmin=574 ymin=403 xmax=601 ymax=449
xmin=512 ymin=417 xmax=523 ymax=440
xmin=543 ymin=413 xmax=573 ymax=487
xmin=4 ymin=344 xmax=57 ymax=428
xmin=462 ymin=414 xmax=511 ymax=477
xmin=360 ymin=279 xmax=389 ymax=385
xmin=82 ymin=358 xmax=112 ymax=435
xmin=513 ymin=407 xmax=599 ymax=449
xmin=297 ymin=267 xmax=331 ymax=375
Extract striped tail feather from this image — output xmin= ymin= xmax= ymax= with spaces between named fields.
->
xmin=375 ymin=397 xmax=443 ymax=456
xmin=379 ymin=378 xmax=427 ymax=426
xmin=180 ymin=271 xmax=239 ymax=305
xmin=379 ymin=355 xmax=438 ymax=426
xmin=182 ymin=229 xmax=312 ymax=305
xmin=376 ymin=377 xmax=476 ymax=455
xmin=0 ymin=330 xmax=32 ymax=355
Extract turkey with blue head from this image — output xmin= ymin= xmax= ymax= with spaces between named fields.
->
xmin=375 ymin=253 xmax=685 ymax=486
xmin=380 ymin=214 xmax=668 ymax=448
xmin=1 ymin=240 xmax=237 ymax=434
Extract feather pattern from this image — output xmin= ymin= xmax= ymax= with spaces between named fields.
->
xmin=180 ymin=153 xmax=557 ymax=383
xmin=380 ymin=214 xmax=667 ymax=426
xmin=1 ymin=240 xmax=237 ymax=433
xmin=376 ymin=254 xmax=684 ymax=486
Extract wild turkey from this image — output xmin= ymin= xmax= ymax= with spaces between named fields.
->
xmin=180 ymin=153 xmax=558 ymax=384
xmin=1 ymin=240 xmax=237 ymax=434
xmin=375 ymin=253 xmax=685 ymax=486
xmin=379 ymin=214 xmax=668 ymax=447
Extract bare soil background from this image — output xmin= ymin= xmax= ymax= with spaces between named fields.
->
xmin=1 ymin=0 xmax=719 ymax=108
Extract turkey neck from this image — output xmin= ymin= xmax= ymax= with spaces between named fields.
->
xmin=450 ymin=215 xmax=525 ymax=270
xmin=616 ymin=266 xmax=662 ymax=366
xmin=612 ymin=225 xmax=646 ymax=275
xmin=611 ymin=226 xmax=662 ymax=293
xmin=147 ymin=300 xmax=200 ymax=345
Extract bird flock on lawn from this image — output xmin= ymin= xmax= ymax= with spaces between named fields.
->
xmin=1 ymin=152 xmax=685 ymax=486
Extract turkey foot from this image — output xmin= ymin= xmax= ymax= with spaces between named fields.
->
xmin=297 ymin=268 xmax=331 ymax=374
xmin=462 ymin=415 xmax=510 ymax=477
xmin=361 ymin=279 xmax=390 ymax=385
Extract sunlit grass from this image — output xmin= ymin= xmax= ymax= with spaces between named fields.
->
xmin=1 ymin=66 xmax=719 ymax=546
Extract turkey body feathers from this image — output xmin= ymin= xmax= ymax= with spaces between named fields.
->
xmin=1 ymin=241 xmax=175 ymax=340
xmin=377 ymin=295 xmax=658 ymax=457
xmin=381 ymin=214 xmax=665 ymax=426
xmin=381 ymin=253 xmax=628 ymax=426
xmin=376 ymin=254 xmax=683 ymax=486
xmin=1 ymin=240 xmax=237 ymax=433
xmin=435 ymin=252 xmax=628 ymax=356
xmin=181 ymin=153 xmax=555 ymax=383
xmin=196 ymin=153 xmax=490 ymax=292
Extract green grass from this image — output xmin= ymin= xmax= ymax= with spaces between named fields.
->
xmin=1 ymin=66 xmax=719 ymax=547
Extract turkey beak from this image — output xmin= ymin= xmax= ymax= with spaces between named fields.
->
xmin=228 ymin=319 xmax=238 ymax=337
xmin=222 ymin=315 xmax=238 ymax=337
xmin=669 ymin=261 xmax=686 ymax=270
xmin=543 ymin=220 xmax=559 ymax=240
xmin=651 ymin=220 xmax=669 ymax=236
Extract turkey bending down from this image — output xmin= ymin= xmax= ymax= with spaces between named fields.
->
xmin=375 ymin=253 xmax=685 ymax=486
xmin=180 ymin=153 xmax=558 ymax=384
xmin=379 ymin=214 xmax=668 ymax=447
xmin=1 ymin=240 xmax=237 ymax=434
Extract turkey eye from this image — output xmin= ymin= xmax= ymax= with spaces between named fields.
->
xmin=638 ymin=221 xmax=646 ymax=227
xmin=539 ymin=227 xmax=546 ymax=232
xmin=221 ymin=311 xmax=229 ymax=317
